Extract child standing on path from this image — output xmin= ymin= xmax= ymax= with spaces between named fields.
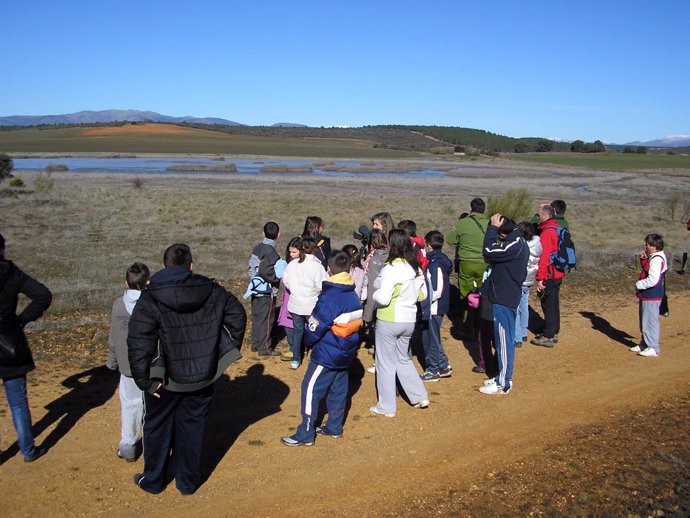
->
xmin=281 ymin=251 xmax=362 ymax=446
xmin=420 ymin=231 xmax=454 ymax=382
xmin=370 ymin=229 xmax=429 ymax=416
xmin=632 ymin=234 xmax=668 ymax=357
xmin=282 ymin=238 xmax=328 ymax=369
xmin=278 ymin=237 xmax=301 ymax=363
xmin=248 ymin=222 xmax=282 ymax=356
xmin=107 ymin=262 xmax=150 ymax=461
xmin=515 ymin=222 xmax=542 ymax=347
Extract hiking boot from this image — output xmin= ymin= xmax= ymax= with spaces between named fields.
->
xmin=281 ymin=435 xmax=314 ymax=447
xmin=531 ymin=336 xmax=555 ymax=348
xmin=420 ymin=371 xmax=440 ymax=383
xmin=280 ymin=351 xmax=294 ymax=361
xmin=258 ymin=349 xmax=281 ymax=357
xmin=439 ymin=365 xmax=453 ymax=378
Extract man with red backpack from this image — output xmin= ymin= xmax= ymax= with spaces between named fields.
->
xmin=531 ymin=205 xmax=564 ymax=348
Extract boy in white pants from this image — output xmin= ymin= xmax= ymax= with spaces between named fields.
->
xmin=107 ymin=262 xmax=150 ymax=461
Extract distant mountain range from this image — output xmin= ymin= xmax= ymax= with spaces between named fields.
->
xmin=0 ymin=110 xmax=687 ymax=147
xmin=624 ymin=135 xmax=690 ymax=148
xmin=0 ymin=109 xmax=243 ymax=127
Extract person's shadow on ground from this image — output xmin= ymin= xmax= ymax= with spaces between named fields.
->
xmin=28 ymin=365 xmax=119 ymax=452
xmin=199 ymin=364 xmax=289 ymax=486
xmin=579 ymin=311 xmax=637 ymax=348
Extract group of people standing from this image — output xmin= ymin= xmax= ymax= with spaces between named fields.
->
xmin=0 ymin=197 xmax=669 ymax=495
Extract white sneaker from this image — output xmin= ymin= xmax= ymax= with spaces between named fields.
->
xmin=479 ymin=383 xmax=510 ymax=395
xmin=290 ymin=360 xmax=300 ymax=369
xmin=413 ymin=399 xmax=429 ymax=409
xmin=366 ymin=365 xmax=376 ymax=374
xmin=638 ymin=348 xmax=659 ymax=357
xmin=369 ymin=406 xmax=395 ymax=417
xmin=629 ymin=345 xmax=642 ymax=352
xmin=483 ymin=378 xmax=514 ymax=388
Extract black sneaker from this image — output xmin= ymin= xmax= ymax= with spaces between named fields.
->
xmin=439 ymin=365 xmax=453 ymax=377
xmin=315 ymin=427 xmax=342 ymax=439
xmin=24 ymin=446 xmax=47 ymax=463
xmin=471 ymin=365 xmax=486 ymax=374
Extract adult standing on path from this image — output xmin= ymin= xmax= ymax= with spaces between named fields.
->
xmin=128 ymin=243 xmax=246 ymax=495
xmin=446 ymin=198 xmax=488 ymax=353
xmin=531 ymin=205 xmax=565 ymax=348
xmin=0 ymin=232 xmax=52 ymax=463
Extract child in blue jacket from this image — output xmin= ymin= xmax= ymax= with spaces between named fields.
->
xmin=281 ymin=251 xmax=362 ymax=446
xmin=420 ymin=231 xmax=454 ymax=382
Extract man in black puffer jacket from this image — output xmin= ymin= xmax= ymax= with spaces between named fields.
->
xmin=0 ymin=233 xmax=52 ymax=463
xmin=128 ymin=243 xmax=246 ymax=495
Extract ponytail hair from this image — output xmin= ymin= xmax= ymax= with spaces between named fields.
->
xmin=299 ymin=237 xmax=317 ymax=263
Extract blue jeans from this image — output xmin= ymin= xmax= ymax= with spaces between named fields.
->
xmin=289 ymin=313 xmax=307 ymax=363
xmin=422 ymin=315 xmax=449 ymax=373
xmin=514 ymin=286 xmax=530 ymax=341
xmin=3 ymin=375 xmax=38 ymax=459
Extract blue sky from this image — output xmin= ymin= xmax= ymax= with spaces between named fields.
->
xmin=2 ymin=0 xmax=689 ymax=143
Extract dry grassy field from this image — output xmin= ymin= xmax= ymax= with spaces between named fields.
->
xmin=2 ymin=155 xmax=690 ymax=517
xmin=0 ymin=124 xmax=418 ymax=158
xmin=3 ymin=155 xmax=689 ymax=315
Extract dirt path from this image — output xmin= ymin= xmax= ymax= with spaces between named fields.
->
xmin=1 ymin=290 xmax=689 ymax=517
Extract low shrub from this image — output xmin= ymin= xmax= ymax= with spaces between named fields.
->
xmin=487 ymin=188 xmax=534 ymax=221
xmin=665 ymin=192 xmax=683 ymax=221
xmin=9 ymin=177 xmax=25 ymax=187
xmin=34 ymin=170 xmax=55 ymax=193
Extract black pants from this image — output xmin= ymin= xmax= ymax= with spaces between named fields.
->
xmin=140 ymin=385 xmax=214 ymax=494
xmin=540 ymin=279 xmax=562 ymax=339
xmin=251 ymin=295 xmax=275 ymax=353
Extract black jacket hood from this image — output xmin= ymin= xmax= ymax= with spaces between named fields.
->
xmin=147 ymin=266 xmax=214 ymax=313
